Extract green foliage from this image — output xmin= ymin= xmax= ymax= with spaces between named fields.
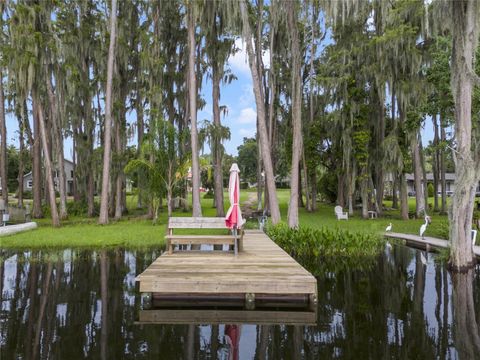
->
xmin=318 ymin=171 xmax=337 ymax=203
xmin=427 ymin=183 xmax=434 ymax=197
xmin=66 ymin=200 xmax=100 ymax=217
xmin=266 ymin=222 xmax=384 ymax=274
xmin=5 ymin=145 xmax=32 ymax=192
xmin=237 ymin=137 xmax=257 ymax=184
xmin=203 ymin=190 xmax=214 ymax=199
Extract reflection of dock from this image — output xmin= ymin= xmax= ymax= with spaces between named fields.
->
xmin=137 ymin=309 xmax=317 ymax=326
xmin=385 ymin=232 xmax=480 ymax=257
xmin=136 ymin=230 xmax=318 ymax=308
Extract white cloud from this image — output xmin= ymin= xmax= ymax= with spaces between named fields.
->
xmin=239 ymin=128 xmax=256 ymax=138
xmin=227 ymin=38 xmax=271 ymax=76
xmin=236 ymin=107 xmax=257 ymax=124
xmin=239 ymin=84 xmax=254 ymax=107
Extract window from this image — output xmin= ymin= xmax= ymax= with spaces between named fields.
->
xmin=71 ymin=170 xmax=74 ymax=178
xmin=27 ymin=181 xmax=33 ymax=188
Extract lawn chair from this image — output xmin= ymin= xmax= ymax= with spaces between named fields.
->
xmin=334 ymin=206 xmax=348 ymax=220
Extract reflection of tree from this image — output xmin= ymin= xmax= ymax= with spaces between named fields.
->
xmin=33 ymin=261 xmax=53 ymax=360
xmin=100 ymin=250 xmax=108 ymax=360
xmin=452 ymin=269 xmax=480 ymax=359
xmin=3 ymin=246 xmax=479 ymax=358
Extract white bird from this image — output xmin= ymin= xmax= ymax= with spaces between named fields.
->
xmin=419 ymin=216 xmax=431 ymax=239
xmin=420 ymin=251 xmax=428 ymax=266
xmin=386 ymin=223 xmax=393 ymax=232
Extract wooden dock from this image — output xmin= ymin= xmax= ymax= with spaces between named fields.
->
xmin=137 ymin=309 xmax=317 ymax=325
xmin=385 ymin=232 xmax=480 ymax=257
xmin=136 ymin=229 xmax=318 ymax=308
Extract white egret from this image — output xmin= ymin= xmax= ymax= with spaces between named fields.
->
xmin=386 ymin=223 xmax=393 ymax=232
xmin=419 ymin=216 xmax=431 ymax=239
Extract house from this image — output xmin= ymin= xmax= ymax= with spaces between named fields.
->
xmin=385 ymin=173 xmax=480 ymax=197
xmin=405 ymin=173 xmax=457 ymax=196
xmin=23 ymin=159 xmax=76 ymax=195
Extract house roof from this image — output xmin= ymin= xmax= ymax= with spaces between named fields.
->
xmin=385 ymin=173 xmax=456 ymax=181
xmin=404 ymin=173 xmax=456 ymax=181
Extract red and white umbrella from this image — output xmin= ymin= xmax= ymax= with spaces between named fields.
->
xmin=225 ymin=163 xmax=244 ymax=231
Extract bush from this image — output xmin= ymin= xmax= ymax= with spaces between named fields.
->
xmin=21 ymin=190 xmax=33 ymax=199
xmin=240 ymin=182 xmax=249 ymax=190
xmin=203 ymin=190 xmax=214 ymax=199
xmin=67 ymin=200 xmax=100 ymax=216
xmin=265 ymin=222 xmax=384 ymax=274
xmin=318 ymin=172 xmax=337 ymax=203
xmin=427 ymin=183 xmax=434 ymax=197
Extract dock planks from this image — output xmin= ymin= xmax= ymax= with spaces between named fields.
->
xmin=136 ymin=230 xmax=317 ymax=297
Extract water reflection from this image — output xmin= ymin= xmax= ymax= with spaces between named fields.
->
xmin=0 ymin=245 xmax=479 ymax=359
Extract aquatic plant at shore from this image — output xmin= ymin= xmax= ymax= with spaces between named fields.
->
xmin=266 ymin=222 xmax=385 ymax=274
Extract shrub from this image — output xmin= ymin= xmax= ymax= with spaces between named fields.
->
xmin=21 ymin=190 xmax=33 ymax=199
xmin=240 ymin=182 xmax=249 ymax=190
xmin=67 ymin=200 xmax=100 ymax=216
xmin=203 ymin=190 xmax=214 ymax=199
xmin=427 ymin=183 xmax=434 ymax=197
xmin=318 ymin=172 xmax=337 ymax=203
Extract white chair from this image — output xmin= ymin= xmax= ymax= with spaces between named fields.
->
xmin=334 ymin=206 xmax=348 ymax=220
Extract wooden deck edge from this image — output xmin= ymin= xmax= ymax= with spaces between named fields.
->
xmin=385 ymin=232 xmax=480 ymax=257
xmin=136 ymin=309 xmax=317 ymax=326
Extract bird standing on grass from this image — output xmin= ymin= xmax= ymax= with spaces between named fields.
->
xmin=419 ymin=216 xmax=431 ymax=239
xmin=386 ymin=223 xmax=392 ymax=232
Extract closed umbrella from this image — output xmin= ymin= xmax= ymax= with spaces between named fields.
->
xmin=225 ymin=163 xmax=244 ymax=254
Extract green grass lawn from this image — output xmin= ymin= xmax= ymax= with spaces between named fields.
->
xmin=1 ymin=189 xmax=450 ymax=249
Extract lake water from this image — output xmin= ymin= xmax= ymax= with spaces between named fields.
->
xmin=1 ymin=245 xmax=479 ymax=359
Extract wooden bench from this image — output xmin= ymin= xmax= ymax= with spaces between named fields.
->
xmin=166 ymin=217 xmax=244 ymax=255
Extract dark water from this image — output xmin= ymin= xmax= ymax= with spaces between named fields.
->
xmin=1 ymin=245 xmax=479 ymax=359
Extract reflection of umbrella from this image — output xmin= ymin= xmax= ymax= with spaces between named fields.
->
xmin=225 ymin=163 xmax=244 ymax=254
xmin=225 ymin=324 xmax=241 ymax=360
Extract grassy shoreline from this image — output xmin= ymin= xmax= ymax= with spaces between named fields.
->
xmin=0 ymin=189 xmax=450 ymax=249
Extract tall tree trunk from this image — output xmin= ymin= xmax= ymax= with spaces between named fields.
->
xmin=400 ymin=173 xmax=409 ymax=220
xmin=36 ymin=98 xmax=60 ymax=227
xmin=188 ymin=3 xmax=202 ymax=217
xmin=17 ymin=103 xmax=26 ymax=207
xmin=375 ymin=88 xmax=385 ymax=216
xmin=114 ymin=110 xmax=123 ymax=220
xmin=99 ymin=0 xmax=117 ymax=224
xmin=412 ymin=133 xmax=425 ymax=217
xmin=286 ymin=0 xmax=302 ymax=228
xmin=212 ymin=66 xmax=224 ymax=217
xmin=240 ymin=0 xmax=281 ymax=224
xmin=440 ymin=115 xmax=447 ymax=214
xmin=45 ymin=65 xmax=68 ymax=219
xmin=32 ymin=99 xmax=43 ymax=218
xmin=136 ymin=95 xmax=144 ymax=209
xmin=419 ymin=138 xmax=428 ymax=213
xmin=449 ymin=0 xmax=480 ymax=270
xmin=256 ymin=130 xmax=263 ymax=211
xmin=0 ymin=70 xmax=7 ymax=205
xmin=432 ymin=114 xmax=439 ymax=212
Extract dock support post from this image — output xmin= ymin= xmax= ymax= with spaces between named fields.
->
xmin=142 ymin=292 xmax=152 ymax=309
xmin=245 ymin=293 xmax=255 ymax=310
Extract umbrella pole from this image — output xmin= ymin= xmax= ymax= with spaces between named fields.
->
xmin=233 ymin=226 xmax=238 ymax=256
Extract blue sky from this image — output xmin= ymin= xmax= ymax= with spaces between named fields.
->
xmin=4 ymin=37 xmax=437 ymax=160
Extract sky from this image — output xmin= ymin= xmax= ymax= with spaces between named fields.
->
xmin=4 ymin=38 xmax=436 ymax=160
